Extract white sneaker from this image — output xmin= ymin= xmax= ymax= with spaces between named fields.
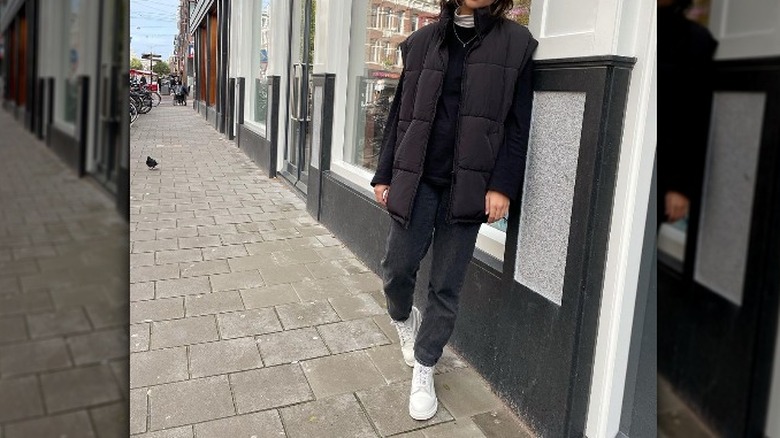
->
xmin=409 ymin=360 xmax=438 ymax=420
xmin=391 ymin=306 xmax=421 ymax=367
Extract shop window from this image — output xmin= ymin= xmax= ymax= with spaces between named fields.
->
xmin=61 ymin=0 xmax=82 ymax=126
xmin=252 ymin=0 xmax=271 ymax=129
xmin=208 ymin=11 xmax=217 ymax=106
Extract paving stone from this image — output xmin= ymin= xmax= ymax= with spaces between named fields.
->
xmin=329 ymin=293 xmax=386 ymax=320
xmin=275 ymin=300 xmax=340 ymax=330
xmin=292 ymin=277 xmax=353 ymax=301
xmin=434 ymin=347 xmax=469 ymax=375
xmin=40 ymin=364 xmax=122 ymax=413
xmin=85 ymin=301 xmax=129 ymax=329
xmin=184 ymin=291 xmax=244 ymax=316
xmin=301 ymin=351 xmax=386 ymax=399
xmin=0 ymin=291 xmax=54 ymax=316
xmin=3 ymin=411 xmax=96 ymax=438
xmin=230 ymin=364 xmax=313 ymax=413
xmin=285 ymin=236 xmax=323 ymax=249
xmin=241 ymin=284 xmax=300 ymax=309
xmin=420 ymin=418 xmax=487 ymax=437
xmin=0 ymin=375 xmax=44 ymax=422
xmin=131 ymin=282 xmax=156 ymax=302
xmin=470 ymin=408 xmax=536 ymax=438
xmin=189 ymin=338 xmax=264 ymax=378
xmin=130 ymin=323 xmax=151 ymax=352
xmin=132 ymin=229 xmax=158 ymax=241
xmin=130 ymin=388 xmax=148 ymax=434
xmin=148 ymin=375 xmax=235 ymax=430
xmin=220 ymin=232 xmax=265 ymax=245
xmin=0 ymin=316 xmax=27 ymax=343
xmin=270 ymin=248 xmax=322 ymax=266
xmin=131 ymin=264 xmax=180 ymax=283
xmin=314 ymin=246 xmax=354 ymax=260
xmin=258 ymin=264 xmax=312 ymax=286
xmin=90 ymin=401 xmax=128 ymax=438
xmin=197 ymin=224 xmax=240 ymax=236
xmin=194 ymin=410 xmax=285 ymax=438
xmin=179 ymin=259 xmax=230 ymax=277
xmin=131 ymin=426 xmax=195 ymax=438
xmin=245 ymin=240 xmax=290 ymax=255
xmin=0 ymin=338 xmax=72 ymax=376
xmin=131 ymin=252 xmax=156 ymax=267
xmin=226 ymin=254 xmax=278 ymax=272
xmin=150 ymin=315 xmax=219 ymax=349
xmin=201 ymin=244 xmax=249 ymax=260
xmin=279 ymin=393 xmax=377 ymax=438
xmin=133 ymin=238 xmax=180 ymax=253
xmin=256 ymin=327 xmax=330 ymax=366
xmin=356 ymin=381 xmax=454 ymax=436
xmin=157 ymin=226 xmax=199 ymax=239
xmin=316 ymin=235 xmax=342 ymax=247
xmin=210 ymin=270 xmax=265 ymax=291
xmin=130 ymin=347 xmax=189 ymax=388
xmin=178 ymin=235 xmax=222 ymax=249
xmin=373 ymin=314 xmax=400 ymax=344
xmin=217 ymin=308 xmax=282 ymax=339
xmin=111 ymin=358 xmax=130 ymax=395
xmin=318 ymin=318 xmax=391 ymax=354
xmin=131 ymin=297 xmax=185 ymax=323
xmin=155 ymin=248 xmax=202 ymax=265
xmin=155 ymin=276 xmax=211 ymax=298
xmin=342 ymin=272 xmax=384 ymax=293
xmin=67 ymin=327 xmax=128 ymax=365
xmin=235 ymin=222 xmax=275 ymax=233
xmin=435 ymin=368 xmax=503 ymax=418
xmin=366 ymin=344 xmax=412 ymax=383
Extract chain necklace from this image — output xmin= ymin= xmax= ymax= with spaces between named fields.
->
xmin=453 ymin=23 xmax=478 ymax=47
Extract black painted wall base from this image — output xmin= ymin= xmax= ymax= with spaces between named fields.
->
xmin=48 ymin=124 xmax=81 ymax=173
xmin=237 ymin=124 xmax=274 ymax=178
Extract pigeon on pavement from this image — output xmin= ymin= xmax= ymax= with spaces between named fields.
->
xmin=146 ymin=156 xmax=158 ymax=169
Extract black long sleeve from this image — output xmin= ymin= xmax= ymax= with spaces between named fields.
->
xmin=370 ymin=70 xmax=405 ymax=187
xmin=487 ymin=49 xmax=536 ymax=201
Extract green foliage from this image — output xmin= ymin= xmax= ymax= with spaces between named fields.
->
xmin=152 ymin=61 xmax=171 ymax=76
xmin=130 ymin=57 xmax=143 ymax=70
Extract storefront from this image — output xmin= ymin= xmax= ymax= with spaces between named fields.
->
xmin=190 ymin=0 xmax=657 ymax=435
xmin=0 ymin=0 xmax=130 ymax=217
xmin=657 ymin=1 xmax=780 ymax=436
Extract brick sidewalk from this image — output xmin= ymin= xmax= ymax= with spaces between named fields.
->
xmin=129 ymin=99 xmax=534 ymax=437
xmin=0 ymin=110 xmax=129 ymax=437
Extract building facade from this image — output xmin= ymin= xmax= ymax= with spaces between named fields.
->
xmin=184 ymin=0 xmax=657 ymax=436
xmin=0 ymin=0 xmax=130 ymax=217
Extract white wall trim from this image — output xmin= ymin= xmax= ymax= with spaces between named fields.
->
xmin=585 ymin=3 xmax=657 ymax=438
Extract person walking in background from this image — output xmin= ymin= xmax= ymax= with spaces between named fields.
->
xmin=657 ymin=0 xmax=717 ymax=225
xmin=370 ymin=0 xmax=537 ymax=421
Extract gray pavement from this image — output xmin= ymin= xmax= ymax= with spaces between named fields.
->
xmin=0 ymin=109 xmax=129 ymax=437
xmin=129 ymin=98 xmax=535 ymax=437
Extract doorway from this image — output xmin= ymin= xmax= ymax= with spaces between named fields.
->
xmin=281 ymin=0 xmax=316 ymax=193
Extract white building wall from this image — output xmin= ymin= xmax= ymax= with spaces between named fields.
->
xmin=709 ymin=0 xmax=780 ymax=60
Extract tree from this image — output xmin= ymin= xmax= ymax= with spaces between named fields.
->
xmin=130 ymin=57 xmax=143 ymax=70
xmin=152 ymin=61 xmax=171 ymax=76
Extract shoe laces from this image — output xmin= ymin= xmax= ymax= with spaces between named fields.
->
xmin=413 ymin=363 xmax=433 ymax=388
xmin=392 ymin=318 xmax=415 ymax=344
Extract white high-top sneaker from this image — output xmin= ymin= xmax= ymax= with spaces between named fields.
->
xmin=391 ymin=306 xmax=421 ymax=367
xmin=409 ymin=360 xmax=437 ymax=420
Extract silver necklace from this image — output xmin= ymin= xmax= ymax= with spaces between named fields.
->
xmin=453 ymin=23 xmax=477 ymax=47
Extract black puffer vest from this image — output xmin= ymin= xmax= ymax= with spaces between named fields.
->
xmin=385 ymin=5 xmax=536 ymax=227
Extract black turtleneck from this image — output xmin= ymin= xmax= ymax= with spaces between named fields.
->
xmin=422 ymin=21 xmax=477 ymax=186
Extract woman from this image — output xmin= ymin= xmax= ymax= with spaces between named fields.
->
xmin=370 ymin=0 xmax=537 ymax=421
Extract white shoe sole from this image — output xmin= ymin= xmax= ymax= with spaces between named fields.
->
xmin=409 ymin=398 xmax=438 ymax=421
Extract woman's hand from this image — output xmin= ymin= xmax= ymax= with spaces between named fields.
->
xmin=485 ymin=191 xmax=510 ymax=224
xmin=374 ymin=184 xmax=390 ymax=208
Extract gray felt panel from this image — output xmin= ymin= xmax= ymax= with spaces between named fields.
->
xmin=694 ymin=92 xmax=765 ymax=306
xmin=514 ymin=92 xmax=586 ymax=305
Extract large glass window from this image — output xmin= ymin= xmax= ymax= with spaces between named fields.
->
xmin=62 ymin=0 xmax=82 ymax=125
xmin=252 ymin=0 xmax=271 ymax=129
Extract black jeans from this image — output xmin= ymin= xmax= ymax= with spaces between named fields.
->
xmin=381 ymin=180 xmax=481 ymax=367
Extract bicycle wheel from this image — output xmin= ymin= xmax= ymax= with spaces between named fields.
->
xmin=138 ymin=97 xmax=153 ymax=114
xmin=151 ymin=91 xmax=161 ymax=107
xmin=130 ymin=102 xmax=138 ymax=125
